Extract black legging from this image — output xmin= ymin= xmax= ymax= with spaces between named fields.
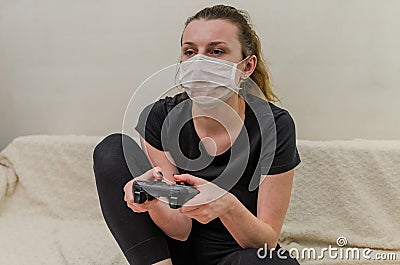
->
xmin=93 ymin=133 xmax=300 ymax=265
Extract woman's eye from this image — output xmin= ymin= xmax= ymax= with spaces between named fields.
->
xmin=184 ymin=49 xmax=195 ymax=56
xmin=210 ymin=49 xmax=224 ymax=55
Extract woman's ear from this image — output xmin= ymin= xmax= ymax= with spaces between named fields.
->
xmin=242 ymin=55 xmax=257 ymax=79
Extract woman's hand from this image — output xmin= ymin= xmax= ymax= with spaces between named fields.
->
xmin=174 ymin=174 xmax=235 ymax=224
xmin=123 ymin=167 xmax=164 ymax=213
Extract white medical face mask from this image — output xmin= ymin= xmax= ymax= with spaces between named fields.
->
xmin=177 ymin=54 xmax=249 ymax=109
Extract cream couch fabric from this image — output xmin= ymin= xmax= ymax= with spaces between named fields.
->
xmin=0 ymin=135 xmax=399 ymax=264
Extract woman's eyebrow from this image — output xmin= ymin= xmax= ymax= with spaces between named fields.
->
xmin=208 ymin=41 xmax=228 ymax=46
xmin=182 ymin=41 xmax=228 ymax=47
xmin=182 ymin=41 xmax=196 ymax=46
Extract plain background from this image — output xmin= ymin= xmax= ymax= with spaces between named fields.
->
xmin=1 ymin=0 xmax=399 ymax=150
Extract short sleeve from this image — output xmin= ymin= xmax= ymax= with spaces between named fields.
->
xmin=134 ymin=101 xmax=167 ymax=151
xmin=263 ymin=111 xmax=301 ymax=175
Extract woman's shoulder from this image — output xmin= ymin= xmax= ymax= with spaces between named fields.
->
xmin=268 ymin=102 xmax=294 ymax=123
xmin=140 ymin=92 xmax=189 ymax=119
xmin=244 ymin=94 xmax=294 ymax=125
xmin=266 ymin=103 xmax=297 ymax=140
xmin=154 ymin=92 xmax=189 ymax=113
xmin=244 ymin=94 xmax=297 ymax=148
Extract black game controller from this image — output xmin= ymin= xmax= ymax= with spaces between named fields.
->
xmin=133 ymin=180 xmax=200 ymax=209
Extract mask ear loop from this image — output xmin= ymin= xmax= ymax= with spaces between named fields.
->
xmin=240 ymin=55 xmax=251 ymax=79
xmin=175 ymin=55 xmax=188 ymax=93
xmin=234 ymin=55 xmax=251 ymax=91
xmin=236 ymin=55 xmax=252 ymax=99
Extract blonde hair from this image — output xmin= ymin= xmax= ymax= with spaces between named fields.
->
xmin=182 ymin=4 xmax=279 ymax=102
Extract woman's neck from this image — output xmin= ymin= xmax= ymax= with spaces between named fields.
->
xmin=192 ymin=95 xmax=245 ymax=136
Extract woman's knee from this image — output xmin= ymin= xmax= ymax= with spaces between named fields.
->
xmin=93 ymin=133 xmax=123 ymax=160
xmin=93 ymin=133 xmax=147 ymax=181
xmin=93 ymin=133 xmax=133 ymax=177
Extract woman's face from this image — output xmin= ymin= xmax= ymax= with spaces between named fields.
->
xmin=180 ymin=19 xmax=256 ymax=108
xmin=181 ymin=19 xmax=244 ymax=64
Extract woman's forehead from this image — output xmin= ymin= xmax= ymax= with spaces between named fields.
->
xmin=182 ymin=19 xmax=240 ymax=47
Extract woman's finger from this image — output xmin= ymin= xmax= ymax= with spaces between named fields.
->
xmin=128 ymin=202 xmax=147 ymax=212
xmin=123 ymin=180 xmax=134 ymax=202
xmin=173 ymin=173 xmax=200 ymax=186
xmin=134 ymin=167 xmax=161 ymax=182
xmin=152 ymin=167 xmax=163 ymax=179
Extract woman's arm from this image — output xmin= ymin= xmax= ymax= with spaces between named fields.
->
xmin=138 ymin=137 xmax=193 ymax=241
xmin=220 ymin=169 xmax=294 ymax=249
xmin=175 ymin=169 xmax=294 ymax=248
xmin=174 ymin=169 xmax=294 ymax=248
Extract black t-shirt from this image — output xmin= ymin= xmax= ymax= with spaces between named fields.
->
xmin=135 ymin=92 xmax=301 ymax=264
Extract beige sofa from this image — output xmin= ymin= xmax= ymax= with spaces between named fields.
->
xmin=0 ymin=135 xmax=399 ymax=264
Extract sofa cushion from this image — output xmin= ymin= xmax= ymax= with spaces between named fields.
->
xmin=280 ymin=140 xmax=400 ymax=264
xmin=0 ymin=135 xmax=103 ymax=220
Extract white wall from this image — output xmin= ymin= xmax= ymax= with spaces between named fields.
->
xmin=1 ymin=0 xmax=399 ymax=150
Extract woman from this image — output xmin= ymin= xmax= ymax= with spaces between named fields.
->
xmin=94 ymin=5 xmax=301 ymax=265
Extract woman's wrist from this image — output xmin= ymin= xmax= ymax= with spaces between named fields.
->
xmin=148 ymin=198 xmax=192 ymax=240
xmin=219 ymin=192 xmax=239 ymax=218
xmin=147 ymin=198 xmax=167 ymax=214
